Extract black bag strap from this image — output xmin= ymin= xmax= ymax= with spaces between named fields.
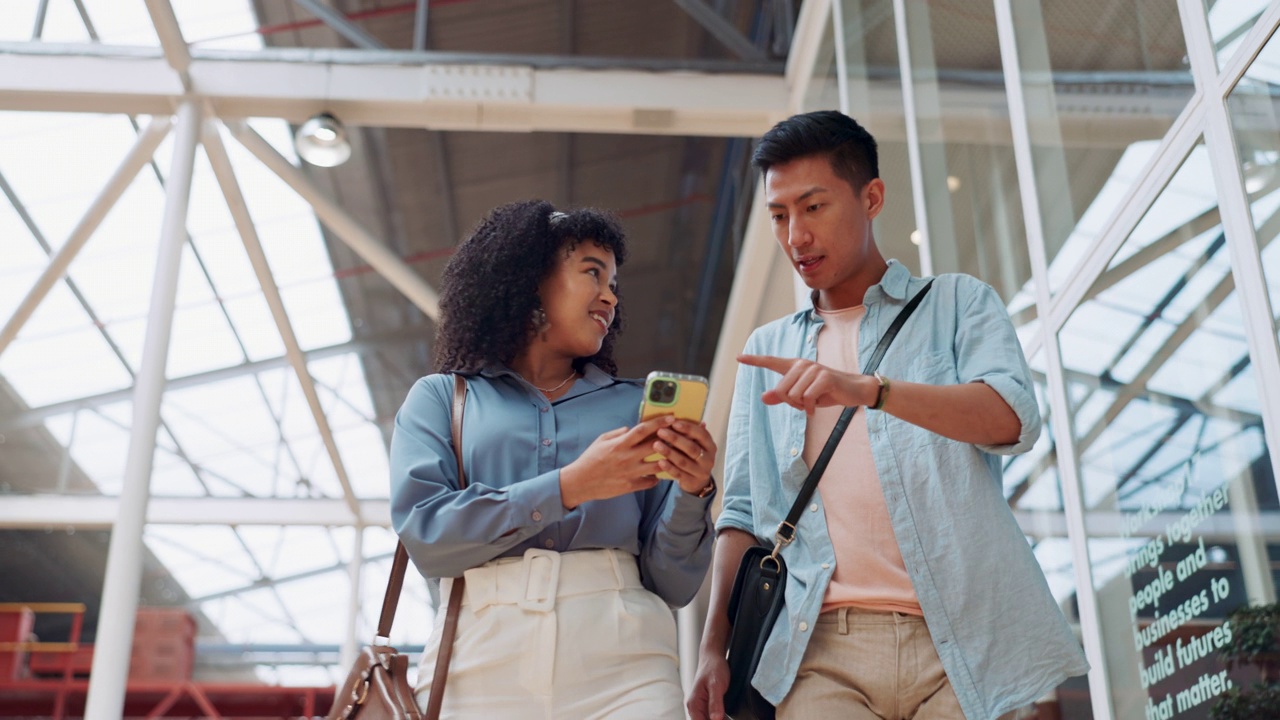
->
xmin=769 ymin=280 xmax=933 ymax=552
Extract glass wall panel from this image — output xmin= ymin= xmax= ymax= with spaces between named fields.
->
xmin=1060 ymin=141 xmax=1276 ymax=720
xmin=1204 ymin=0 xmax=1272 ymax=71
xmin=1228 ymin=24 xmax=1280 ymax=353
xmin=874 ymin=0 xmax=1028 ymax=297
xmin=826 ymin=1 xmax=919 ymax=277
xmin=1006 ymin=0 xmax=1194 ymax=297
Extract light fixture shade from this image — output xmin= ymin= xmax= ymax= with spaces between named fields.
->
xmin=295 ymin=112 xmax=352 ymax=167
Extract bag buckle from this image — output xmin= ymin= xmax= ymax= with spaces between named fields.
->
xmin=774 ymin=521 xmax=796 ymax=547
xmin=518 ymin=548 xmax=561 ymax=612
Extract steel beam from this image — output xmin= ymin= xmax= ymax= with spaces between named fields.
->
xmin=31 ymin=0 xmax=50 ymax=40
xmin=413 ymin=0 xmax=429 ymax=52
xmin=292 ymin=0 xmax=387 ymax=51
xmin=7 ymin=493 xmax=1279 ymax=543
xmin=142 ymin=0 xmax=191 ymax=84
xmin=0 ymin=117 xmax=172 ymax=359
xmin=784 ymin=0 xmax=832 ymax=109
xmin=0 ymin=326 xmax=429 ymax=433
xmin=0 ymin=495 xmax=391 ymax=528
xmin=0 ymin=45 xmax=1201 ymax=144
xmin=0 ymin=44 xmax=787 ymax=137
xmin=674 ymin=0 xmax=768 ymax=62
xmin=202 ymin=120 xmax=363 ymax=522
xmin=225 ymin=120 xmax=442 ymax=322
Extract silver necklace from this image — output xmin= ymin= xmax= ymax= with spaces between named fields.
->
xmin=534 ymin=370 xmax=576 ymax=394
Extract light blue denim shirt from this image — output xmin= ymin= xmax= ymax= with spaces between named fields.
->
xmin=717 ymin=261 xmax=1088 ymax=719
xmin=390 ymin=364 xmax=714 ymax=608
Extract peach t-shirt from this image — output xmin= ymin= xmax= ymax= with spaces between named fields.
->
xmin=807 ymin=305 xmax=922 ymax=615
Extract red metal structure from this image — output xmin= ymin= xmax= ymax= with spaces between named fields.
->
xmin=0 ymin=603 xmax=336 ymax=719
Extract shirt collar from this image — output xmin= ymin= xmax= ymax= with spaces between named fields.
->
xmin=475 ymin=361 xmax=613 ymax=387
xmin=804 ymin=259 xmax=912 ymax=322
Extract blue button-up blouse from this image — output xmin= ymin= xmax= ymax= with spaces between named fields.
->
xmin=390 ymin=363 xmax=714 ymax=608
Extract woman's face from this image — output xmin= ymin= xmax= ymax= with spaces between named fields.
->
xmin=535 ymin=239 xmax=618 ymax=360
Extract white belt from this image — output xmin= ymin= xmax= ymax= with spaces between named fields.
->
xmin=445 ymin=547 xmax=640 ymax=613
xmin=439 ymin=548 xmax=641 ymax=696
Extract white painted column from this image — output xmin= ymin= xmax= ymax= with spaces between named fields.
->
xmin=83 ymin=100 xmax=201 ymax=720
xmin=341 ymin=527 xmax=365 ymax=671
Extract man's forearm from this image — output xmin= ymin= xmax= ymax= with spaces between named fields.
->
xmin=880 ymin=379 xmax=1021 ymax=446
xmin=700 ymin=528 xmax=758 ymax=654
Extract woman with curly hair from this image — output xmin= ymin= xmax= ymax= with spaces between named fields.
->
xmin=389 ymin=200 xmax=717 ymax=719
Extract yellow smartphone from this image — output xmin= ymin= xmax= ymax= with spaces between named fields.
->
xmin=638 ymin=371 xmax=709 ymax=480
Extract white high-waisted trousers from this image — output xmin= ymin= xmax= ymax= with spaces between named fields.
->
xmin=414 ymin=548 xmax=684 ymax=719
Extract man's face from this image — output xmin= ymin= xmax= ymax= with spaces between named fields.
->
xmin=764 ymin=154 xmax=884 ymax=305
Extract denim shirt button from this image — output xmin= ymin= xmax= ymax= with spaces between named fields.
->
xmin=809 ymin=503 xmax=818 ymax=512
xmin=799 ymin=621 xmax=809 ymax=632
xmin=541 ymin=438 xmax=552 ymax=447
xmin=790 ymin=448 xmax=798 ymax=457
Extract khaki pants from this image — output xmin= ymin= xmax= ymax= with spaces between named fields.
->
xmin=415 ymin=548 xmax=684 ymax=720
xmin=778 ymin=606 xmax=963 ymax=720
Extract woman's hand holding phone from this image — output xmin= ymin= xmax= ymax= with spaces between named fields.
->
xmin=653 ymin=420 xmax=716 ymax=495
xmin=560 ymin=416 xmax=669 ymax=509
xmin=560 ymin=416 xmax=717 ymax=509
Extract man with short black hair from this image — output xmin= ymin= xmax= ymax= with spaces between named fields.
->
xmin=687 ymin=111 xmax=1088 ymax=720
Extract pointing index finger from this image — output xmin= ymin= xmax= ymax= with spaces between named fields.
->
xmin=737 ymin=354 xmax=795 ymax=375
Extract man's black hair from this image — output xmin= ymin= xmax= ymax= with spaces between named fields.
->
xmin=752 ymin=110 xmax=879 ymax=192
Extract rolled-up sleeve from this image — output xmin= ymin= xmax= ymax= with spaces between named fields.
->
xmin=955 ymin=280 xmax=1041 ymax=456
xmin=389 ymin=376 xmax=566 ymax=579
xmin=716 ymin=331 xmax=760 ymax=538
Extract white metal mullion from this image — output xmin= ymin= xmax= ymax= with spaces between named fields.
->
xmin=1182 ymin=0 xmax=1280 ymax=518
xmin=992 ymin=2 xmax=1114 ymax=717
xmin=1215 ymin=0 xmax=1280 ymax=97
xmin=830 ymin=0 xmax=849 ymax=114
xmin=203 ymin=120 xmax=363 ymax=524
xmin=892 ymin=0 xmax=934 ymax=277
xmin=1045 ymin=94 xmax=1205 ymax=335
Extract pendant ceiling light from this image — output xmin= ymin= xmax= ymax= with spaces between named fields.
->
xmin=294 ymin=112 xmax=352 ymax=167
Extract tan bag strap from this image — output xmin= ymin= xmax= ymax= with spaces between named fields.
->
xmin=423 ymin=374 xmax=469 ymax=720
xmin=374 ymin=374 xmax=469 ymax=720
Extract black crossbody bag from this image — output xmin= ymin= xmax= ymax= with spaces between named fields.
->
xmin=722 ymin=281 xmax=933 ymax=720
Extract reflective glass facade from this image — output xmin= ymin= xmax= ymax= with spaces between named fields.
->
xmin=827 ymin=1 xmax=1280 ymax=717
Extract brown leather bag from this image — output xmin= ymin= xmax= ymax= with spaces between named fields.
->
xmin=328 ymin=375 xmax=470 ymax=720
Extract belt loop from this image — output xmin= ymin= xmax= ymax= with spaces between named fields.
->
xmin=605 ymin=549 xmax=624 ymax=590
xmin=519 ymin=548 xmax=561 ymax=612
xmin=837 ymin=607 xmax=849 ymax=635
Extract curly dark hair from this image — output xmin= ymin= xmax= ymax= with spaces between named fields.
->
xmin=434 ymin=199 xmax=629 ymax=375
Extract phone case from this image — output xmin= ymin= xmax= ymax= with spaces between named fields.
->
xmin=638 ymin=371 xmax=709 ymax=479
